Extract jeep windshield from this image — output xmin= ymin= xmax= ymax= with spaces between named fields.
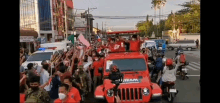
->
xmin=106 ymin=58 xmax=147 ymax=72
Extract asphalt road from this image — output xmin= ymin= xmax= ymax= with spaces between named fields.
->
xmin=164 ymin=48 xmax=200 ymax=103
xmin=84 ymin=49 xmax=201 ymax=103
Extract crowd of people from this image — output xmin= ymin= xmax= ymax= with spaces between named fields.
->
xmin=19 ymin=34 xmax=149 ymax=103
xmin=19 ymin=34 xmax=186 ymax=103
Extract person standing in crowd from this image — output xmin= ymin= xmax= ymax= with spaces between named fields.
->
xmin=196 ymin=39 xmax=199 ymax=48
xmin=20 ymin=84 xmax=27 ymax=103
xmin=92 ymin=56 xmax=102 ymax=91
xmin=25 ymin=75 xmax=51 ymax=103
xmin=39 ymin=63 xmax=51 ymax=94
xmin=58 ymin=65 xmax=72 ymax=83
xmin=49 ymin=68 xmax=61 ymax=103
xmin=54 ymin=83 xmax=76 ymax=103
xmin=26 ymin=63 xmax=39 ymax=87
xmin=20 ymin=48 xmax=26 ymax=66
xmin=115 ymin=36 xmax=126 ymax=52
xmin=64 ymin=76 xmax=81 ymax=103
xmin=72 ymin=64 xmax=89 ymax=100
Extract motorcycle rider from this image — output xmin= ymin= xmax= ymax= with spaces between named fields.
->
xmin=175 ymin=46 xmax=183 ymax=57
xmin=159 ymin=58 xmax=178 ymax=96
xmin=174 ymin=50 xmax=184 ymax=72
xmin=150 ymin=53 xmax=163 ymax=78
xmin=147 ymin=47 xmax=155 ymax=64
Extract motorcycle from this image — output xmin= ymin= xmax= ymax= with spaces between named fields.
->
xmin=176 ymin=61 xmax=189 ymax=80
xmin=162 ymin=81 xmax=178 ymax=103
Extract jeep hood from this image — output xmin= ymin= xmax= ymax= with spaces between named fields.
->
xmin=104 ymin=73 xmax=151 ymax=89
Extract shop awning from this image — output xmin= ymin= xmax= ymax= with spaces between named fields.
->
xmin=20 ymin=30 xmax=38 ymax=38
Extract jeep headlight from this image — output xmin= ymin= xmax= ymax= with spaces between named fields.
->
xmin=107 ymin=89 xmax=114 ymax=97
xmin=142 ymin=88 xmax=150 ymax=96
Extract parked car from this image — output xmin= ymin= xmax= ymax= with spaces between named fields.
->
xmin=167 ymin=40 xmax=197 ymax=51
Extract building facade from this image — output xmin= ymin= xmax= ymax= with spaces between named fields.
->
xmin=20 ymin=0 xmax=74 ymax=43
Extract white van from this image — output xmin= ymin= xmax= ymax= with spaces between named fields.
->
xmin=140 ymin=40 xmax=157 ymax=50
xmin=40 ymin=40 xmax=73 ymax=52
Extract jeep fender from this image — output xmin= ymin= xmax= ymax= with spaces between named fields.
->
xmin=151 ymin=83 xmax=162 ymax=99
xmin=94 ymin=85 xmax=105 ymax=99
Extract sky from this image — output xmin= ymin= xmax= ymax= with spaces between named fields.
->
xmin=74 ymin=0 xmax=191 ymax=31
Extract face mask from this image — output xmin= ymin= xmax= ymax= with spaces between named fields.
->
xmin=58 ymin=93 xmax=66 ymax=100
xmin=31 ymin=86 xmax=39 ymax=91
xmin=132 ymin=38 xmax=135 ymax=41
xmin=95 ymin=58 xmax=98 ymax=61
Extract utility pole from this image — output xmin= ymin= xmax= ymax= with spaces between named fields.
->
xmin=64 ymin=0 xmax=68 ymax=40
xmin=96 ymin=23 xmax=98 ymax=34
xmin=105 ymin=22 xmax=106 ymax=38
xmin=102 ymin=21 xmax=103 ymax=38
xmin=88 ymin=7 xmax=90 ymax=41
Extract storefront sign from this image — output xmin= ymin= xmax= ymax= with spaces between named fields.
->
xmin=20 ymin=36 xmax=34 ymax=42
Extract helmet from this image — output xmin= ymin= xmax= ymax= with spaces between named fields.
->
xmin=166 ymin=58 xmax=173 ymax=66
xmin=110 ymin=64 xmax=119 ymax=73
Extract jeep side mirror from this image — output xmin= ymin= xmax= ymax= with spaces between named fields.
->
xmin=98 ymin=67 xmax=103 ymax=73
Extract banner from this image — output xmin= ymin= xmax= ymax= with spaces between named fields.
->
xmin=20 ymin=36 xmax=34 ymax=42
xmin=78 ymin=34 xmax=90 ymax=47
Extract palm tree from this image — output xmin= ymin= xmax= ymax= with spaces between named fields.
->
xmin=151 ymin=0 xmax=166 ymax=37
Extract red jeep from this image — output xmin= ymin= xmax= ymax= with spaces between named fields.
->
xmin=94 ymin=51 xmax=162 ymax=103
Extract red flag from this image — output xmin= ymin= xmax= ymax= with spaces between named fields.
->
xmin=78 ymin=34 xmax=90 ymax=47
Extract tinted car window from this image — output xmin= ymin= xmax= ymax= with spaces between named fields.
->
xmin=177 ymin=40 xmax=195 ymax=44
xmin=106 ymin=58 xmax=147 ymax=72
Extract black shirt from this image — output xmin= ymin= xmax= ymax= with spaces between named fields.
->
xmin=50 ymin=75 xmax=61 ymax=99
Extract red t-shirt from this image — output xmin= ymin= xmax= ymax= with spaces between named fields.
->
xmin=99 ymin=58 xmax=104 ymax=67
xmin=20 ymin=93 xmax=25 ymax=103
xmin=129 ymin=40 xmax=141 ymax=52
xmin=143 ymin=53 xmax=148 ymax=61
xmin=97 ymin=47 xmax=102 ymax=54
xmin=54 ymin=97 xmax=77 ymax=103
xmin=116 ymin=41 xmax=126 ymax=52
xmin=68 ymin=87 xmax=81 ymax=102
xmin=92 ymin=61 xmax=102 ymax=76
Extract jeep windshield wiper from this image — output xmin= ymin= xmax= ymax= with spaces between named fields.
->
xmin=121 ymin=69 xmax=133 ymax=71
xmin=121 ymin=69 xmax=139 ymax=74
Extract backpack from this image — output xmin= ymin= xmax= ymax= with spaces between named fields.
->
xmin=25 ymin=89 xmax=43 ymax=103
xmin=180 ymin=54 xmax=186 ymax=63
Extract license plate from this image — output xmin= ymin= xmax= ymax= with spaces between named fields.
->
xmin=181 ymin=63 xmax=184 ymax=65
xmin=169 ymin=89 xmax=176 ymax=93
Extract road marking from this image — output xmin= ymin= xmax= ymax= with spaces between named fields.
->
xmin=186 ymin=65 xmax=198 ymax=70
xmin=190 ymin=62 xmax=200 ymax=66
xmin=176 ymin=75 xmax=200 ymax=77
xmin=188 ymin=62 xmax=200 ymax=69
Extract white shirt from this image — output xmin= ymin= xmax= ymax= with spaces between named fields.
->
xmin=88 ymin=56 xmax=93 ymax=62
xmin=175 ymin=55 xmax=181 ymax=66
xmin=162 ymin=66 xmax=177 ymax=82
xmin=40 ymin=69 xmax=51 ymax=91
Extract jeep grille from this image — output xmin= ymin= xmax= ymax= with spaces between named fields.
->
xmin=117 ymin=88 xmax=143 ymax=101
